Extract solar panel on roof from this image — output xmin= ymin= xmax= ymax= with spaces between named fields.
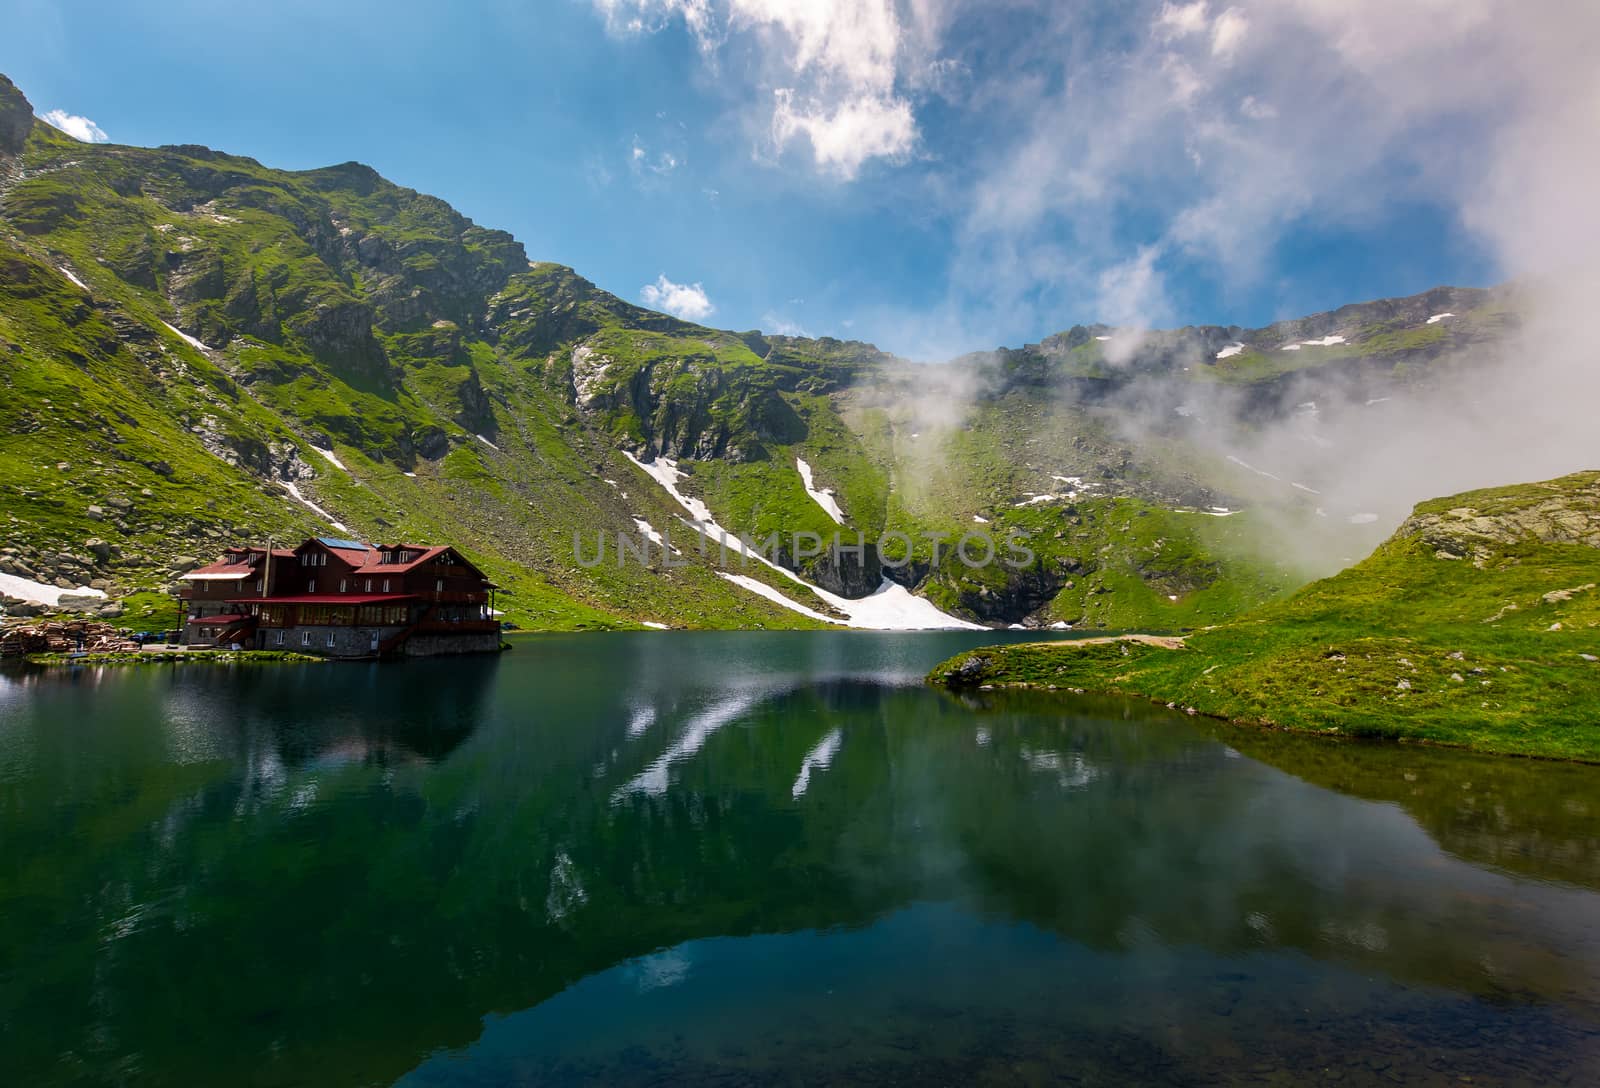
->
xmin=317 ymin=537 xmax=371 ymax=550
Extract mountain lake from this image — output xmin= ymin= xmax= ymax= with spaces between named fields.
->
xmin=2 ymin=632 xmax=1597 ymax=1086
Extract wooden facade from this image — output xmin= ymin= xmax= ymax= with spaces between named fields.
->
xmin=179 ymin=538 xmax=500 ymax=658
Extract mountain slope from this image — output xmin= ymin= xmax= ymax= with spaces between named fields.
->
xmin=0 ymin=72 xmax=1526 ymax=631
xmin=931 ymin=471 xmax=1600 ymax=759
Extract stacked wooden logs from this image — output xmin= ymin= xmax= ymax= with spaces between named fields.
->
xmin=0 ymin=621 xmax=142 ymax=657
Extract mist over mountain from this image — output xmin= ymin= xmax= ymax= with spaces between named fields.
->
xmin=0 ymin=71 xmax=1582 ymax=631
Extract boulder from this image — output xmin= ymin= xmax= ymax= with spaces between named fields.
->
xmin=951 ymin=655 xmax=991 ymax=687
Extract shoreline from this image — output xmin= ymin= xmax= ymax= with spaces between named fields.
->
xmin=16 ymin=649 xmax=328 ymax=666
xmin=926 ymin=635 xmax=1600 ymax=764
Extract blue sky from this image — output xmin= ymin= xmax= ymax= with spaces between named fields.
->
xmin=0 ymin=0 xmax=1513 ymax=359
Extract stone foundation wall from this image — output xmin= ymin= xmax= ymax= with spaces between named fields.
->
xmin=258 ymin=625 xmax=404 ymax=658
xmin=253 ymin=626 xmax=500 ymax=658
xmin=402 ymin=632 xmax=502 ymax=657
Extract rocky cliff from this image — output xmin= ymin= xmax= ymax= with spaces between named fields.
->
xmin=0 ymin=71 xmax=1529 ymax=631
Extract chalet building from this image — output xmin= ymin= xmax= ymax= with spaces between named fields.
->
xmin=179 ymin=538 xmax=501 ymax=658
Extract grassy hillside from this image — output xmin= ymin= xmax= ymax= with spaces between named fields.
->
xmin=0 ymin=75 xmax=838 ymax=630
xmin=0 ymin=71 xmax=1525 ymax=632
xmin=930 ymin=471 xmax=1600 ymax=759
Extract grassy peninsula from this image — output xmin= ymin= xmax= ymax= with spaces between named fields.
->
xmin=930 ymin=471 xmax=1600 ymax=760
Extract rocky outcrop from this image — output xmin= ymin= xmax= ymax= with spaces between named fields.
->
xmin=923 ymin=560 xmax=1079 ymax=625
xmin=287 ymin=297 xmax=382 ymax=369
xmin=1394 ymin=471 xmax=1600 ymax=563
xmin=0 ymin=74 xmax=33 ymax=158
xmin=1 ymin=543 xmax=117 ymax=595
xmin=793 ymin=542 xmax=883 ymax=599
xmin=574 ymin=349 xmax=808 ymax=463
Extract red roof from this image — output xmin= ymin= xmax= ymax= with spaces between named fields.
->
xmin=327 ymin=548 xmax=374 ymax=564
xmin=229 ymin=593 xmax=419 ymax=605
xmin=352 ymin=546 xmax=451 ymax=573
xmin=190 ymin=613 xmax=252 ymax=625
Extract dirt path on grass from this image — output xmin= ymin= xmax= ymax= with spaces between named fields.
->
xmin=1024 ymin=633 xmax=1187 ymax=651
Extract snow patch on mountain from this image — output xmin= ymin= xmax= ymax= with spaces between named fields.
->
xmin=0 ymin=572 xmax=106 ymax=606
xmin=627 ymin=452 xmax=980 ymax=629
xmin=795 ymin=457 xmax=845 ymax=524
xmin=309 ymin=446 xmax=346 ymax=471
xmin=717 ymin=572 xmax=835 ymax=623
xmin=161 ymin=321 xmax=214 ymax=354
xmin=1226 ymin=455 xmax=1283 ymax=482
xmin=283 ymin=482 xmax=349 ymax=532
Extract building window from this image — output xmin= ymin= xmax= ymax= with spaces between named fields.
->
xmin=301 ymin=631 xmax=311 ymax=647
xmin=327 ymin=632 xmax=336 ymax=648
xmin=256 ymin=579 xmax=264 ymax=593
xmin=382 ymin=579 xmax=390 ymax=593
xmin=340 ymin=579 xmax=347 ymax=592
xmin=275 ymin=630 xmax=284 ymax=646
xmin=307 ymin=579 xmax=316 ymax=593
xmin=364 ymin=579 xmax=372 ymax=592
xmin=436 ymin=578 xmax=444 ymax=591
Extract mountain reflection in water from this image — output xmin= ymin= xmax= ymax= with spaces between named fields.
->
xmin=1 ymin=632 xmax=1596 ymax=1087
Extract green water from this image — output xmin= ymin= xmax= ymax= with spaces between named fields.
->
xmin=2 ymin=632 xmax=1598 ymax=1086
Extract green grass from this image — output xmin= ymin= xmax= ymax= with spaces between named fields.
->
xmin=116 ymin=591 xmax=182 ymax=631
xmin=0 ymin=119 xmax=848 ymax=632
xmin=1 ymin=81 xmax=1480 ymax=637
xmin=931 ymin=471 xmax=1600 ymax=760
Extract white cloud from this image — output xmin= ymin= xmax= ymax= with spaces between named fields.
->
xmin=591 ymin=0 xmax=947 ymax=178
xmin=629 ymin=134 xmax=684 ymax=177
xmin=593 ymin=0 xmax=715 ymax=41
xmin=1209 ymin=7 xmax=1248 ymax=59
xmin=771 ymin=89 xmax=915 ymax=178
xmin=641 ymin=274 xmax=715 ymax=320
xmin=41 ymin=109 xmax=108 ymax=143
xmin=1155 ymin=2 xmax=1209 ymax=39
xmin=949 ymin=0 xmax=1547 ymax=338
xmin=761 ymin=311 xmax=808 ymax=336
xmin=1238 ymin=94 xmax=1276 ymax=120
